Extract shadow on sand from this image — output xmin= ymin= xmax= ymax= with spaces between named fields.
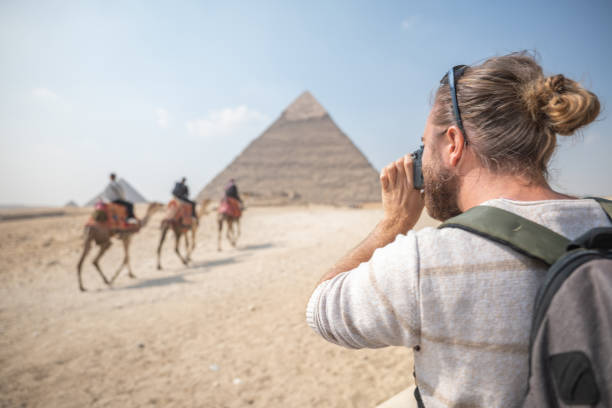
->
xmin=238 ymin=242 xmax=275 ymax=251
xmin=116 ymin=254 xmax=246 ymax=290
xmin=188 ymin=256 xmax=242 ymax=269
xmin=121 ymin=274 xmax=193 ymax=290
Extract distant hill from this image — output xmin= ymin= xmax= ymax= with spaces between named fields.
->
xmin=0 ymin=204 xmax=28 ymax=209
xmin=85 ymin=178 xmax=147 ymax=206
xmin=197 ymin=91 xmax=380 ymax=206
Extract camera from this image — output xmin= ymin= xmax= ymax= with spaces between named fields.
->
xmin=411 ymin=145 xmax=424 ymax=190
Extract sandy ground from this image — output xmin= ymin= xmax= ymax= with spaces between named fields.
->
xmin=0 ymin=204 xmax=438 ymax=408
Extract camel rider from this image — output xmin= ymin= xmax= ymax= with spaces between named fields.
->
xmin=172 ymin=177 xmax=197 ymax=218
xmin=104 ymin=173 xmax=136 ymax=222
xmin=224 ymin=178 xmax=242 ymax=206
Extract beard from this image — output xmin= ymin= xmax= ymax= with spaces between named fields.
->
xmin=423 ymin=160 xmax=462 ymax=221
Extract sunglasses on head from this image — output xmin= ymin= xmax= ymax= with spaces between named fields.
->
xmin=440 ymin=65 xmax=469 ymax=144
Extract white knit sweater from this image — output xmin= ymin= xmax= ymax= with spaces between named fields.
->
xmin=306 ymin=198 xmax=611 ymax=408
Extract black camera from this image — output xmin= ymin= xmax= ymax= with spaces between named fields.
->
xmin=411 ymin=145 xmax=424 ymax=190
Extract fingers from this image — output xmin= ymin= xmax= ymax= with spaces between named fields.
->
xmin=403 ymin=154 xmax=414 ymax=188
xmin=380 ymin=162 xmax=397 ymax=191
xmin=380 ymin=168 xmax=389 ymax=190
xmin=395 ymin=157 xmax=407 ymax=186
xmin=388 ymin=162 xmax=398 ymax=186
xmin=381 ymin=155 xmax=413 ymax=191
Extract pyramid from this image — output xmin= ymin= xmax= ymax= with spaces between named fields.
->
xmin=85 ymin=178 xmax=148 ymax=206
xmin=197 ymin=91 xmax=381 ymax=206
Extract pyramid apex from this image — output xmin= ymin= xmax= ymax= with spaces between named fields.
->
xmin=197 ymin=90 xmax=380 ymax=205
xmin=281 ymin=91 xmax=328 ymax=121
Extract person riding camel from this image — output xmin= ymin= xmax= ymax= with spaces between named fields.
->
xmin=224 ymin=178 xmax=242 ymax=206
xmin=217 ymin=178 xmax=243 ymax=220
xmin=104 ymin=173 xmax=136 ymax=223
xmin=172 ymin=177 xmax=197 ymax=218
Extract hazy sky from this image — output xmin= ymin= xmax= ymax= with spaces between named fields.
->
xmin=1 ymin=0 xmax=611 ymax=206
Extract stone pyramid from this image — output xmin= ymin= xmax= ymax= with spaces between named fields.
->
xmin=197 ymin=91 xmax=381 ymax=206
xmin=85 ymin=178 xmax=148 ymax=206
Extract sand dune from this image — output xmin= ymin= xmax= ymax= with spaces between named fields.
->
xmin=0 ymin=205 xmax=439 ymax=408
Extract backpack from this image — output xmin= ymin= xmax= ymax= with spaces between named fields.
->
xmin=437 ymin=197 xmax=612 ymax=407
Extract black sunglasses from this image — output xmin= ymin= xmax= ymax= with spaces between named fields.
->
xmin=440 ymin=65 xmax=468 ymax=143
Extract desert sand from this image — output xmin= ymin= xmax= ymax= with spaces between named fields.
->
xmin=0 ymin=204 xmax=439 ymax=408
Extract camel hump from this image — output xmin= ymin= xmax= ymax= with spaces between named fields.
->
xmin=87 ymin=201 xmax=139 ymax=231
xmin=218 ymin=197 xmax=242 ymax=218
xmin=164 ymin=199 xmax=194 ymax=227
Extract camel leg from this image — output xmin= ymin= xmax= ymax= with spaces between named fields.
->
xmin=92 ymin=241 xmax=112 ymax=286
xmin=109 ymin=238 xmax=126 ymax=284
xmin=124 ymin=236 xmax=135 ymax=279
xmin=227 ymin=219 xmax=236 ymax=248
xmin=183 ymin=230 xmax=191 ymax=263
xmin=226 ymin=219 xmax=232 ymax=246
xmin=174 ymin=229 xmax=187 ymax=265
xmin=109 ymin=236 xmax=132 ymax=284
xmin=190 ymin=225 xmax=197 ymax=253
xmin=77 ymin=232 xmax=94 ymax=292
xmin=190 ymin=225 xmax=197 ymax=259
xmin=157 ymin=226 xmax=169 ymax=270
xmin=217 ymin=216 xmax=223 ymax=251
xmin=236 ymin=218 xmax=241 ymax=244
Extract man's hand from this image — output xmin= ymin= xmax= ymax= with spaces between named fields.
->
xmin=379 ymin=154 xmax=424 ymax=235
xmin=315 ymin=154 xmax=424 ymax=286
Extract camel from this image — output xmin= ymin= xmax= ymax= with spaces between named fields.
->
xmin=76 ymin=202 xmax=163 ymax=291
xmin=217 ymin=195 xmax=247 ymax=251
xmin=156 ymin=199 xmax=210 ymax=270
xmin=217 ymin=210 xmax=241 ymax=251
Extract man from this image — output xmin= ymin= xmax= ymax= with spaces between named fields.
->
xmin=172 ymin=177 xmax=196 ymax=218
xmin=306 ymin=52 xmax=608 ymax=407
xmin=104 ymin=173 xmax=136 ymax=222
xmin=224 ymin=178 xmax=242 ymax=205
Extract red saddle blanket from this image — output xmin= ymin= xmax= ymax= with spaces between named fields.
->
xmin=87 ymin=202 xmax=139 ymax=231
xmin=164 ymin=199 xmax=194 ymax=227
xmin=218 ymin=197 xmax=241 ymax=218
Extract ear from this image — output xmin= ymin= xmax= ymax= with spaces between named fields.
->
xmin=444 ymin=125 xmax=466 ymax=168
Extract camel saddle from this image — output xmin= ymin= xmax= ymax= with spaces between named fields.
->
xmin=88 ymin=201 xmax=140 ymax=232
xmin=164 ymin=198 xmax=195 ymax=228
xmin=218 ymin=197 xmax=242 ymax=218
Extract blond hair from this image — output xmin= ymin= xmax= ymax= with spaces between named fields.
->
xmin=432 ymin=52 xmax=600 ymax=180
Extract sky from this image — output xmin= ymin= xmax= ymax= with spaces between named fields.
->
xmin=1 ymin=0 xmax=611 ymax=206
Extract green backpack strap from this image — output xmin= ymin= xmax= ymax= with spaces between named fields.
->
xmin=585 ymin=197 xmax=612 ymax=221
xmin=439 ymin=206 xmax=570 ymax=266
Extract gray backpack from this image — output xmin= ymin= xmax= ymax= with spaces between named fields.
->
xmin=439 ymin=198 xmax=612 ymax=407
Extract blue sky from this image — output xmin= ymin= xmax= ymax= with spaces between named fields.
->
xmin=1 ymin=0 xmax=611 ymax=206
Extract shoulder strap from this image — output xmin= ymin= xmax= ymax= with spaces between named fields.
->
xmin=585 ymin=197 xmax=612 ymax=221
xmin=439 ymin=206 xmax=570 ymax=266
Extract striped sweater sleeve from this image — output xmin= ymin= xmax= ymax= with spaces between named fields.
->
xmin=306 ymin=231 xmax=421 ymax=349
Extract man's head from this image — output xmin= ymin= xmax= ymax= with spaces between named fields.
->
xmin=421 ymin=51 xmax=600 ymax=221
xmin=110 ymin=173 xmax=116 ymax=181
xmin=181 ymin=177 xmax=186 ymax=184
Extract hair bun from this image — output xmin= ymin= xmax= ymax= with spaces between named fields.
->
xmin=523 ymin=74 xmax=600 ymax=135
xmin=546 ymin=74 xmax=566 ymax=94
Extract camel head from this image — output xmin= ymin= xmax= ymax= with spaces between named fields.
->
xmin=139 ymin=202 xmax=163 ymax=228
xmin=147 ymin=202 xmax=164 ymax=214
xmin=197 ymin=199 xmax=212 ymax=219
